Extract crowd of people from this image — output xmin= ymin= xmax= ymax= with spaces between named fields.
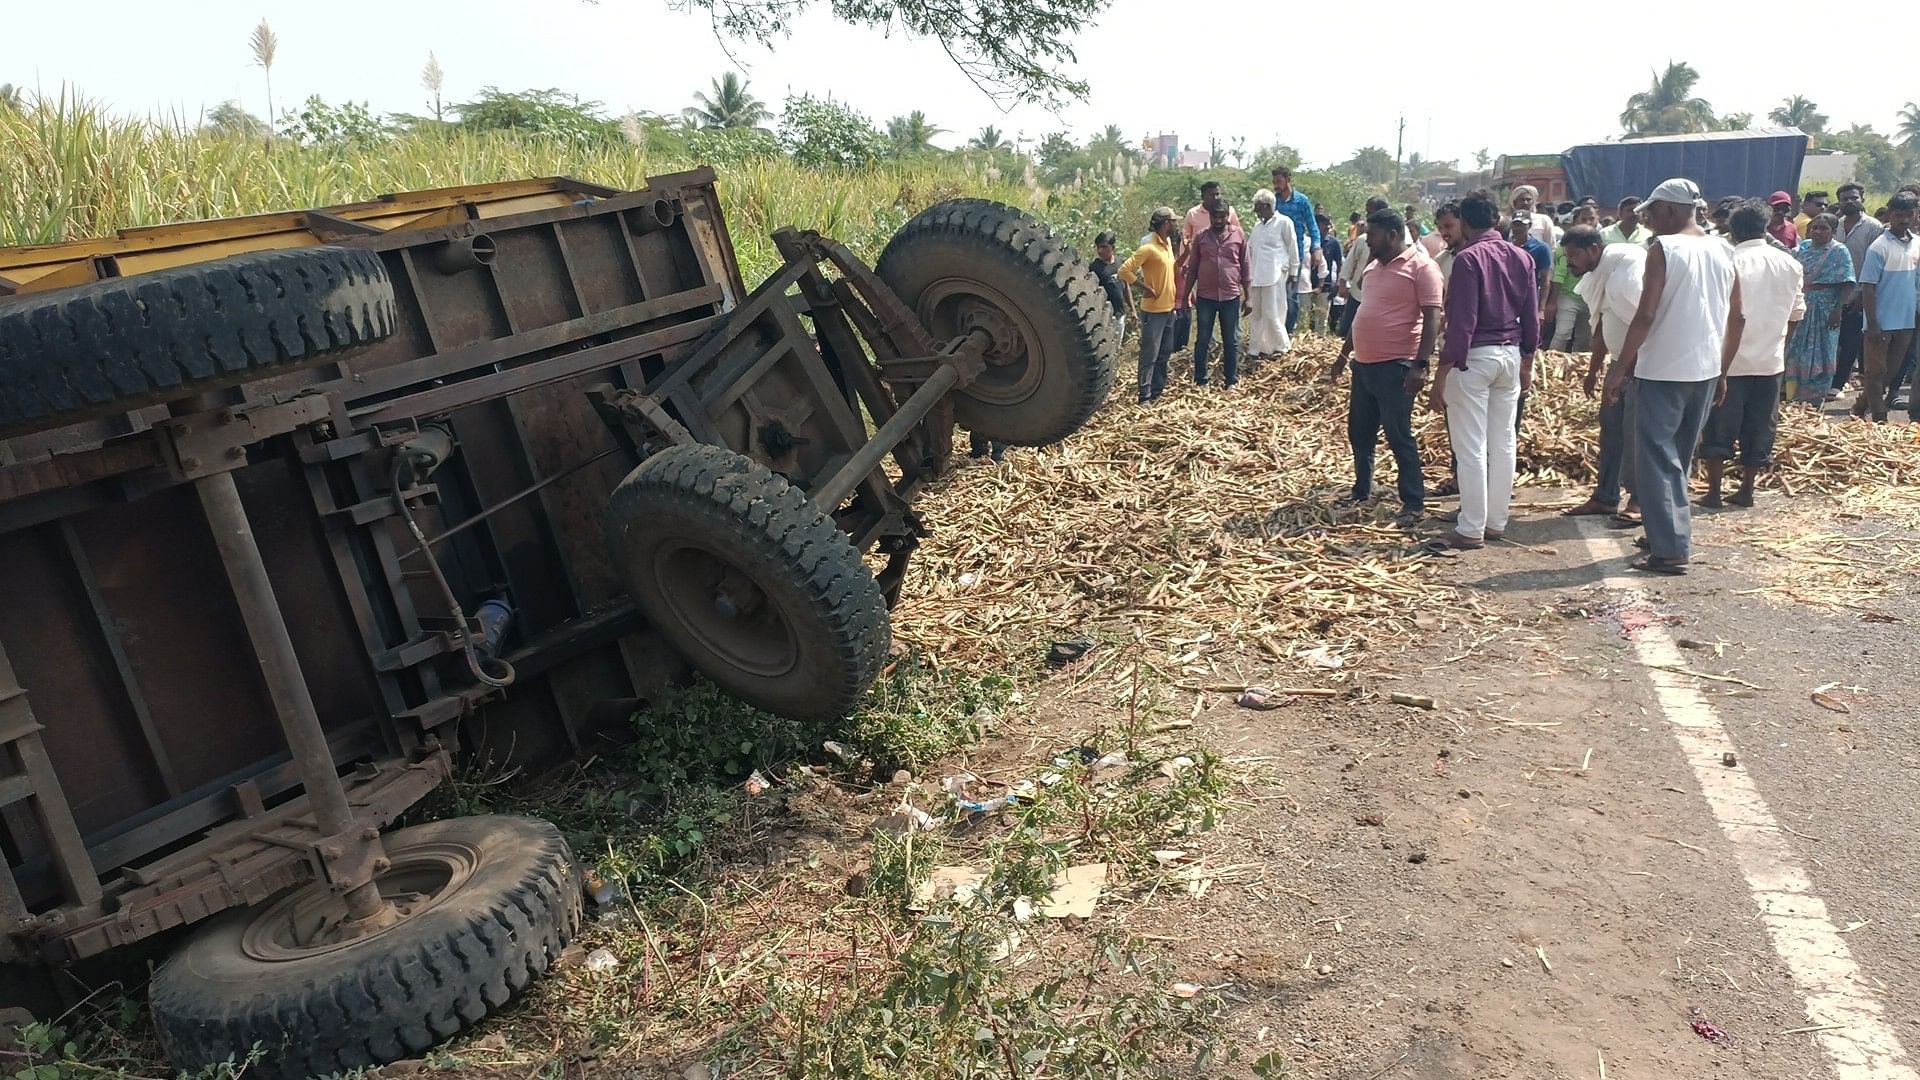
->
xmin=1095 ymin=170 xmax=1920 ymax=573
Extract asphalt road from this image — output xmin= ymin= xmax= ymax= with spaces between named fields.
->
xmin=1149 ymin=487 xmax=1920 ymax=1079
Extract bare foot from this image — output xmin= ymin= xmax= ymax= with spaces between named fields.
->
xmin=1727 ymin=488 xmax=1755 ymax=508
xmin=1695 ymin=492 xmax=1724 ymax=509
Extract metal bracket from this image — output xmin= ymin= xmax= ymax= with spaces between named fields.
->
xmin=157 ymin=395 xmax=332 ymax=480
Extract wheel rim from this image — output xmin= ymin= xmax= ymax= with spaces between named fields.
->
xmin=239 ymin=842 xmax=480 ymax=961
xmin=915 ymin=278 xmax=1045 ymax=407
xmin=651 ymin=541 xmax=800 ymax=679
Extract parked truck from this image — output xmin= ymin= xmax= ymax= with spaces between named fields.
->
xmin=0 ymin=172 xmax=1115 ymax=1077
xmin=1561 ymin=128 xmax=1811 ymax=206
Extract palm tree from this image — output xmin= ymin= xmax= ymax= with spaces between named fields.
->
xmin=683 ymin=73 xmax=771 ymax=130
xmin=249 ymin=20 xmax=278 ymax=143
xmin=1898 ymin=102 xmax=1920 ymax=147
xmin=969 ymin=125 xmax=1011 ymax=152
xmin=1719 ymin=112 xmax=1754 ymax=131
xmin=1619 ymin=62 xmax=1717 ymax=135
xmin=1840 ymin=122 xmax=1877 ymax=138
xmin=1768 ymin=95 xmax=1827 ymax=133
xmin=1087 ymin=123 xmax=1131 ymax=159
xmin=0 ymin=84 xmax=22 ymax=113
xmin=886 ymin=110 xmax=944 ymax=153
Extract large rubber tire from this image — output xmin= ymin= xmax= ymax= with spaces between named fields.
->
xmin=604 ymin=443 xmax=889 ymax=720
xmin=875 ymin=200 xmax=1116 ymax=446
xmin=149 ymin=815 xmax=579 ymax=1080
xmin=0 ymin=246 xmax=396 ymax=438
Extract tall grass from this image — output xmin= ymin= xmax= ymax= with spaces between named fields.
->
xmin=0 ymin=98 xmax=1085 ymax=285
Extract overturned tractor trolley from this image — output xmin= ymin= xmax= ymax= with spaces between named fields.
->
xmin=0 ymin=172 xmax=1114 ymax=1076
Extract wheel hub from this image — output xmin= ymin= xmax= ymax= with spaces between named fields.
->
xmin=917 ymin=278 xmax=1045 ymax=406
xmin=653 ymin=542 xmax=799 ymax=679
xmin=239 ymin=841 xmax=479 ymax=961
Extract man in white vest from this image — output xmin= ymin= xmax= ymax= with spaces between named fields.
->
xmin=1603 ymin=178 xmax=1746 ymax=575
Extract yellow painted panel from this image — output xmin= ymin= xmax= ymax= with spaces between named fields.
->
xmin=113 ymin=232 xmax=324 ymax=276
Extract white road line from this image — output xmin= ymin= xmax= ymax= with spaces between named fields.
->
xmin=1575 ymin=520 xmax=1915 ymax=1080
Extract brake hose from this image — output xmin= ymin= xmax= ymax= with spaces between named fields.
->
xmin=390 ymin=456 xmax=516 ymax=689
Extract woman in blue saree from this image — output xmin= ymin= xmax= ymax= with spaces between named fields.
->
xmin=1786 ymin=213 xmax=1855 ymax=404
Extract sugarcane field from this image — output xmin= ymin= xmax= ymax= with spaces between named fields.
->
xmin=7 ymin=8 xmax=1920 ymax=1080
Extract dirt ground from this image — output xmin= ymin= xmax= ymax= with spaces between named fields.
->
xmin=1019 ymin=482 xmax=1920 ymax=1080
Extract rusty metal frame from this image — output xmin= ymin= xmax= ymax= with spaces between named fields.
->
xmin=0 ymin=170 xmax=983 ymax=968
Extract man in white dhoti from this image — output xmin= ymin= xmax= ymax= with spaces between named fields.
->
xmin=1247 ymin=189 xmax=1299 ymax=362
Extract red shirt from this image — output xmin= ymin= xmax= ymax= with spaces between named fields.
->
xmin=1187 ymin=224 xmax=1251 ymax=302
xmin=1352 ymin=246 xmax=1444 ymax=362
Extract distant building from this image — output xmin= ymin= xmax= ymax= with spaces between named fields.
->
xmin=1800 ymin=150 xmax=1858 ymax=189
xmin=1144 ymin=133 xmax=1180 ymax=168
xmin=1492 ymin=153 xmax=1568 ymax=203
xmin=1175 ymin=149 xmax=1211 ymax=170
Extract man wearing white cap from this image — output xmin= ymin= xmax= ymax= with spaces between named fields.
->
xmin=1510 ymin=185 xmax=1557 ymax=248
xmin=1604 ymin=178 xmax=1745 ymax=575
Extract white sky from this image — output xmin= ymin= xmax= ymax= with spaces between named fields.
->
xmin=5 ymin=0 xmax=1913 ymax=168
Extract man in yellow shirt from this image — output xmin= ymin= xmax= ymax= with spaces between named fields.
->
xmin=1794 ymin=190 xmax=1829 ymax=237
xmin=1120 ymin=207 xmax=1179 ymax=403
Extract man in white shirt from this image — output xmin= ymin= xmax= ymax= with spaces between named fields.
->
xmin=1832 ymin=182 xmax=1884 ymax=396
xmin=1561 ymin=232 xmax=1647 ymax=519
xmin=1700 ymin=202 xmax=1804 ymax=508
xmin=1606 ymin=178 xmax=1744 ymax=574
xmin=1245 ymin=189 xmax=1299 ymax=361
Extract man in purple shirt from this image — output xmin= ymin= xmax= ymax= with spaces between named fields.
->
xmin=1186 ymin=203 xmax=1252 ymax=388
xmin=1431 ymin=189 xmax=1539 ymax=549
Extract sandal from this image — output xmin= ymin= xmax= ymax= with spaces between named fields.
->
xmin=1607 ymin=513 xmax=1643 ymax=529
xmin=1562 ymin=499 xmax=1618 ymax=517
xmin=1628 ymin=554 xmax=1688 ymax=575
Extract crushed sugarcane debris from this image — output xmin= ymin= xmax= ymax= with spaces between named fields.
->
xmin=891 ymin=341 xmax=1917 ymax=676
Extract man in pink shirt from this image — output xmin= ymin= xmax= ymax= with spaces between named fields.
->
xmin=1325 ymin=207 xmax=1444 ymax=525
xmin=1182 ymin=179 xmax=1241 ymax=248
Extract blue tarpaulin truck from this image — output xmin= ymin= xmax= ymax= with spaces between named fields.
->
xmin=1561 ymin=128 xmax=1811 ymax=205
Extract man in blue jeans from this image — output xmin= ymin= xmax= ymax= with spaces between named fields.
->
xmin=1186 ymin=203 xmax=1251 ymax=388
xmin=1119 ymin=207 xmax=1180 ymax=402
xmin=1324 ymin=207 xmax=1441 ymax=526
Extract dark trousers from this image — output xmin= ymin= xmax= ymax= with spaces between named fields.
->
xmin=1857 ymin=328 xmax=1915 ymax=421
xmin=1171 ymin=307 xmax=1192 ymax=352
xmin=1342 ymin=298 xmax=1362 ymax=340
xmin=1285 ymin=288 xmax=1302 ymax=335
xmin=1593 ymin=381 xmax=1630 ymax=507
xmin=1834 ymin=306 xmax=1864 ymax=391
xmin=1897 ymin=333 xmax=1920 ymax=406
xmin=1634 ymin=377 xmax=1716 ymax=561
xmin=1349 ymin=360 xmax=1425 ymax=510
xmin=1700 ymin=373 xmax=1781 ymax=468
xmin=1193 ymin=297 xmax=1242 ymax=387
xmin=1136 ymin=309 xmax=1175 ymax=402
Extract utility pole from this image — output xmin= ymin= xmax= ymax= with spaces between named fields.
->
xmin=1394 ymin=114 xmax=1406 ymax=187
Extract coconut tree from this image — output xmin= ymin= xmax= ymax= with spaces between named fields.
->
xmin=1719 ymin=112 xmax=1754 ymax=131
xmin=1768 ymin=95 xmax=1827 ymax=133
xmin=1619 ymin=62 xmax=1717 ymax=135
xmin=1899 ymin=102 xmax=1920 ymax=147
xmin=969 ymin=125 xmax=1011 ymax=152
xmin=1087 ymin=123 xmax=1131 ymax=159
xmin=886 ymin=110 xmax=944 ymax=153
xmin=683 ymin=73 xmax=771 ymax=130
